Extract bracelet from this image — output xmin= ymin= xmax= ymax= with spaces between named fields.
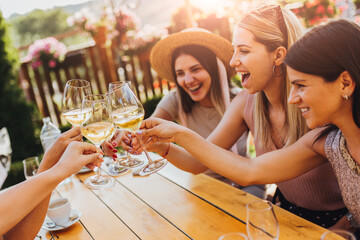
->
xmin=161 ymin=143 xmax=171 ymax=158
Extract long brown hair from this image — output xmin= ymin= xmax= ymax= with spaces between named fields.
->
xmin=238 ymin=6 xmax=308 ymax=148
xmin=171 ymin=44 xmax=231 ymax=115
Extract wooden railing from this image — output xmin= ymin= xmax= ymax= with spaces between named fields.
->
xmin=19 ymin=39 xmax=174 ymax=126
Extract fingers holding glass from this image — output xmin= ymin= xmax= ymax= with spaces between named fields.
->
xmin=108 ymin=83 xmax=167 ymax=176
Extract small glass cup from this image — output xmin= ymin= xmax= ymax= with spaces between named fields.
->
xmin=321 ymin=229 xmax=356 ymax=240
xmin=23 ymin=156 xmax=40 ymax=179
xmin=246 ymin=200 xmax=279 ymax=240
xmin=219 ymin=232 xmax=248 ymax=240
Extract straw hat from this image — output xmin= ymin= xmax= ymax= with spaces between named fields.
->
xmin=150 ymin=28 xmax=236 ymax=82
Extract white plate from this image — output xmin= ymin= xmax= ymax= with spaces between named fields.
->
xmin=78 ymin=166 xmax=92 ymax=173
xmin=42 ymin=209 xmax=82 ymax=231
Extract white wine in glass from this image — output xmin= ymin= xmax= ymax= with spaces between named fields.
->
xmin=107 ymin=81 xmax=144 ymax=171
xmin=62 ymin=79 xmax=92 ymax=126
xmin=108 ymin=83 xmax=167 ymax=176
xmin=82 ymin=94 xmax=116 ymax=190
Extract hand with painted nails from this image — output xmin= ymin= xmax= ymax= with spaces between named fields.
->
xmin=101 ymin=140 xmax=118 ymax=160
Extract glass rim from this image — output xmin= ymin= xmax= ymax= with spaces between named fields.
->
xmin=246 ymin=199 xmax=273 ymax=212
xmin=22 ymin=156 xmax=39 ymax=163
xmin=321 ymin=229 xmax=356 ymax=239
xmin=83 ymin=94 xmax=107 ymax=101
xmin=219 ymin=232 xmax=248 ymax=240
xmin=66 ymin=79 xmax=90 ymax=88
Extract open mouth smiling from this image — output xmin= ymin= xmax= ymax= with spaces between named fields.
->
xmin=188 ymin=84 xmax=203 ymax=92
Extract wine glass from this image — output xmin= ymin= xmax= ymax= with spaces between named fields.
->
xmin=108 ymin=81 xmax=144 ymax=171
xmin=219 ymin=233 xmax=248 ymax=240
xmin=61 ymin=79 xmax=92 ymax=127
xmin=81 ymin=94 xmax=116 ymax=190
xmin=61 ymin=79 xmax=93 ymax=176
xmin=246 ymin=200 xmax=279 ymax=240
xmin=108 ymin=83 xmax=167 ymax=176
xmin=23 ymin=156 xmax=39 ymax=179
xmin=321 ymin=229 xmax=356 ymax=240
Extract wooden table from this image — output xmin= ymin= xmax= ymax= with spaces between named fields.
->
xmin=37 ymin=155 xmax=328 ymax=240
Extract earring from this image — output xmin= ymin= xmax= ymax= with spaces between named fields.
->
xmin=344 ymin=95 xmax=349 ymax=100
xmin=272 ymin=65 xmax=282 ymax=77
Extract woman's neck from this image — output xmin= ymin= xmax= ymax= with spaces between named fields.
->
xmin=263 ymin=76 xmax=284 ymax=111
xmin=198 ymin=95 xmax=214 ymax=108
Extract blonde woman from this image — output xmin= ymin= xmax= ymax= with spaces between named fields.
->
xmin=112 ymin=28 xmax=265 ymax=197
xmin=133 ymin=5 xmax=347 ymax=229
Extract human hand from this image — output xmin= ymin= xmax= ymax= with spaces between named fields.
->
xmin=134 ymin=117 xmax=184 ymax=147
xmin=40 ymin=127 xmax=83 ymax=172
xmin=328 ymin=215 xmax=356 ymax=233
xmin=52 ymin=141 xmax=104 ymax=179
xmin=101 ymin=130 xmax=133 ymax=159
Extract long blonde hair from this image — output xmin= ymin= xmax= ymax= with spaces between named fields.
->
xmin=238 ymin=6 xmax=308 ymax=149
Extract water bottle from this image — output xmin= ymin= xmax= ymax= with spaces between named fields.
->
xmin=40 ymin=117 xmax=61 ymax=152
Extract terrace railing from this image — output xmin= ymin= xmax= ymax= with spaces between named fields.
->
xmin=19 ymin=37 xmax=174 ymax=126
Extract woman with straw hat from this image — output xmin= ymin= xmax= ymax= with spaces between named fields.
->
xmin=145 ymin=28 xmax=265 ymax=198
xmin=132 ymin=5 xmax=348 ymax=230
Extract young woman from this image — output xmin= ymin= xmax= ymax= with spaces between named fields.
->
xmin=110 ymin=28 xmax=264 ymax=196
xmin=136 ymin=19 xmax=360 ymax=234
xmin=1 ymin=127 xmax=103 ymax=239
xmin=132 ymin=6 xmax=347 ymax=229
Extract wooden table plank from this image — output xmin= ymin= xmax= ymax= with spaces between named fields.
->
xmin=107 ymin=167 xmax=248 ymax=240
xmin=158 ymin=163 xmax=328 ymax=240
xmin=55 ymin=174 xmax=139 ymax=240
xmin=76 ymin=171 xmax=189 ymax=240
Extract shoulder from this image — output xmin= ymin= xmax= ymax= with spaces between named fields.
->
xmin=158 ymin=90 xmax=178 ymax=106
xmin=300 ymin=127 xmax=328 ymax=157
xmin=231 ymin=89 xmax=251 ymax=107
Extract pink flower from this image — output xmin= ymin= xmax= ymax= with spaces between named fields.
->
xmin=316 ymin=5 xmax=325 ymax=15
xmin=27 ymin=37 xmax=67 ymax=69
xmin=48 ymin=60 xmax=57 ymax=68
xmin=327 ymin=5 xmax=334 ymax=15
xmin=31 ymin=60 xmax=42 ymax=69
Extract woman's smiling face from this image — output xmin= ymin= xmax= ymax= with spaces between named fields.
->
xmin=174 ymin=53 xmax=212 ymax=106
xmin=287 ymin=66 xmax=344 ymax=129
xmin=230 ymin=26 xmax=276 ymax=94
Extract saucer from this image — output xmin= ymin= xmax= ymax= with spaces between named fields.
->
xmin=42 ymin=209 xmax=82 ymax=231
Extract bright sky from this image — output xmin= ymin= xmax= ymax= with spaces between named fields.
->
xmin=0 ymin=0 xmax=231 ymax=19
xmin=0 ymin=0 xmax=91 ymax=18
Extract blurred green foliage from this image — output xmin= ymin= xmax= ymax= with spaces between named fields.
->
xmin=8 ymin=9 xmax=73 ymax=47
xmin=143 ymin=94 xmax=164 ymax=119
xmin=0 ymin=11 xmax=43 ymax=162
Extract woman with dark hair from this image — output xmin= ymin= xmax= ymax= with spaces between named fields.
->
xmin=130 ymin=5 xmax=347 ymax=230
xmin=136 ymin=19 xmax=360 ymax=234
xmin=147 ymin=28 xmax=264 ymax=196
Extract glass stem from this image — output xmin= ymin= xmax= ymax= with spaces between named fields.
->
xmin=137 ymin=136 xmax=153 ymax=164
xmin=95 ymin=144 xmax=102 ymax=178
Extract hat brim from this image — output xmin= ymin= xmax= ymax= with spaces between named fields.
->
xmin=150 ymin=30 xmax=236 ymax=83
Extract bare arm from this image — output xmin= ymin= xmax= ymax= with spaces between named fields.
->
xmin=207 ymin=90 xmax=249 ymax=150
xmin=147 ymin=106 xmax=208 ymax=173
xmin=140 ymin=92 xmax=250 ymax=174
xmin=138 ymin=118 xmax=327 ymax=185
xmin=2 ymin=129 xmax=96 ymax=239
